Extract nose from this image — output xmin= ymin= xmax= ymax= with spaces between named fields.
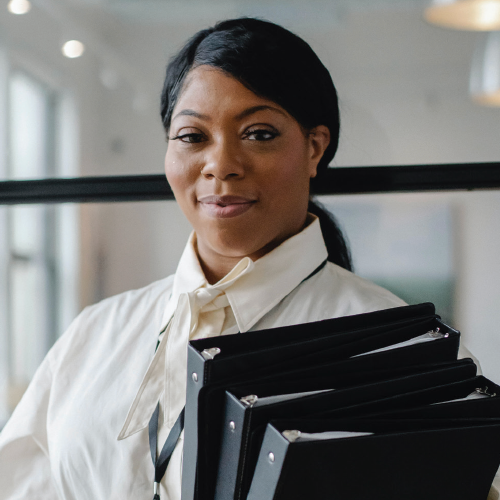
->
xmin=201 ymin=138 xmax=246 ymax=181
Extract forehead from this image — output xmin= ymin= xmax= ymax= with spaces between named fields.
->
xmin=173 ymin=65 xmax=285 ymax=118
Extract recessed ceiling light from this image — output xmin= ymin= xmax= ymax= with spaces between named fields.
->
xmin=62 ymin=40 xmax=85 ymax=59
xmin=7 ymin=0 xmax=32 ymax=15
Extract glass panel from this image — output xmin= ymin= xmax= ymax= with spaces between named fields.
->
xmin=10 ymin=258 xmax=49 ymax=383
xmin=0 ymin=205 xmax=9 ymax=425
xmin=10 ymin=205 xmax=45 ymax=256
xmin=323 ymin=190 xmax=500 ymax=383
xmin=0 ymin=72 xmax=69 ymax=420
xmin=6 ymin=204 xmax=51 ymax=413
xmin=9 ymin=73 xmax=48 ymax=179
xmin=324 ymin=194 xmax=455 ymax=322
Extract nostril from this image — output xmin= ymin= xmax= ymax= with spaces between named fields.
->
xmin=200 ymin=162 xmax=244 ymax=180
xmin=200 ymin=166 xmax=213 ymax=178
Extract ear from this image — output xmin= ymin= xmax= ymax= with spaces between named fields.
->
xmin=307 ymin=125 xmax=330 ymax=178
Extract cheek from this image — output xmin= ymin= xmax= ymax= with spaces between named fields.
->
xmin=164 ymin=153 xmax=198 ymax=210
xmin=263 ymin=145 xmax=311 ymax=200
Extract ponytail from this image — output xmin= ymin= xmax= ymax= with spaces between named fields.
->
xmin=308 ymin=198 xmax=353 ymax=272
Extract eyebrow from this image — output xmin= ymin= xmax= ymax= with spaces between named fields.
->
xmin=172 ymin=109 xmax=210 ymax=122
xmin=236 ymin=105 xmax=287 ymax=120
xmin=172 ymin=105 xmax=286 ymax=123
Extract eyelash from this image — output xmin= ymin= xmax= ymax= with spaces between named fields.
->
xmin=243 ymin=128 xmax=280 ymax=141
xmin=169 ymin=127 xmax=280 ymax=144
xmin=169 ymin=133 xmax=205 ymax=144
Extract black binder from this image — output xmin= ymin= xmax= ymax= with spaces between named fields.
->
xmin=214 ymin=360 xmax=478 ymax=500
xmin=239 ymin=374 xmax=500 ymax=500
xmin=181 ymin=303 xmax=462 ymax=500
xmin=247 ymin=414 xmax=500 ymax=500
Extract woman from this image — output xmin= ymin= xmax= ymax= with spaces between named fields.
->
xmin=0 ymin=18 xmax=405 ymax=500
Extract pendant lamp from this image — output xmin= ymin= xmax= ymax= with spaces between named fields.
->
xmin=470 ymin=31 xmax=500 ymax=106
xmin=424 ymin=0 xmax=500 ymax=30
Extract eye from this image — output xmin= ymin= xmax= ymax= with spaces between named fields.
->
xmin=243 ymin=127 xmax=280 ymax=141
xmin=169 ymin=132 xmax=206 ymax=144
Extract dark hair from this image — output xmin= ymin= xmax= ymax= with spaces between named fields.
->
xmin=160 ymin=17 xmax=353 ymax=271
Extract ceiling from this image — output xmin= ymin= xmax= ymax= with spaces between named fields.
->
xmin=68 ymin=0 xmax=430 ymax=25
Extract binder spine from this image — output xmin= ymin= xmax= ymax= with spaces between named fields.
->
xmin=182 ymin=346 xmax=207 ymax=500
xmin=214 ymin=393 xmax=249 ymax=500
xmin=246 ymin=425 xmax=289 ymax=500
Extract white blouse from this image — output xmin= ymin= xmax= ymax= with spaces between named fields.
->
xmin=2 ymin=216 xmax=459 ymax=500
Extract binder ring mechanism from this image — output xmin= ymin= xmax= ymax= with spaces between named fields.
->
xmin=427 ymin=328 xmax=449 ymax=338
xmin=282 ymin=430 xmax=302 ymax=443
xmin=193 ymin=348 xmax=221 ymax=382
xmin=201 ymin=347 xmax=221 ymax=360
xmin=476 ymin=386 xmax=497 ymax=397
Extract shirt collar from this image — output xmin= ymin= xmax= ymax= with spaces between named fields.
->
xmin=160 ymin=215 xmax=328 ymax=333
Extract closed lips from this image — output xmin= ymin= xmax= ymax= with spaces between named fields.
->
xmin=198 ymin=195 xmax=256 ymax=218
xmin=198 ymin=195 xmax=256 ymax=205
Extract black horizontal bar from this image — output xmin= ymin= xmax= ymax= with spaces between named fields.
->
xmin=0 ymin=162 xmax=499 ymax=205
xmin=310 ymin=162 xmax=500 ymax=195
xmin=0 ymin=174 xmax=174 ymax=204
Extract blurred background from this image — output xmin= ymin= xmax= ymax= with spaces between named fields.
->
xmin=1 ymin=0 xmax=500 ymax=426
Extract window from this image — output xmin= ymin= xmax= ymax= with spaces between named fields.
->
xmin=0 ymin=70 xmax=79 ymax=425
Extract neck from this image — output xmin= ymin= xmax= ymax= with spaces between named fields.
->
xmin=197 ymin=252 xmax=243 ymax=285
xmin=194 ymin=215 xmax=314 ymax=285
xmin=195 ymin=237 xmax=283 ymax=285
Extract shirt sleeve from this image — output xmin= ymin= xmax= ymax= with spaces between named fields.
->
xmin=0 ymin=353 xmax=60 ymax=500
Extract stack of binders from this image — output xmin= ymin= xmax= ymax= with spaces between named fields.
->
xmin=181 ymin=303 xmax=500 ymax=500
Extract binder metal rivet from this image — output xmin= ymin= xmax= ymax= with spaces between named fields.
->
xmin=268 ymin=452 xmax=275 ymax=463
xmin=192 ymin=372 xmax=198 ymax=382
xmin=229 ymin=421 xmax=236 ymax=431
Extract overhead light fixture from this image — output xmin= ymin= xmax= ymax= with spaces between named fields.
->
xmin=7 ymin=0 xmax=31 ymax=15
xmin=424 ymin=0 xmax=500 ymax=30
xmin=470 ymin=31 xmax=500 ymax=106
xmin=62 ymin=40 xmax=85 ymax=59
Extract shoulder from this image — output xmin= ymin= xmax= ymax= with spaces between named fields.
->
xmin=253 ymin=262 xmax=406 ymax=330
xmin=48 ymin=275 xmax=175 ymax=366
xmin=318 ymin=262 xmax=406 ymax=312
xmin=306 ymin=262 xmax=407 ymax=316
xmin=79 ymin=274 xmax=175 ymax=328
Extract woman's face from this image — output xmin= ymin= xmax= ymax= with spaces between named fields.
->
xmin=165 ymin=65 xmax=330 ymax=264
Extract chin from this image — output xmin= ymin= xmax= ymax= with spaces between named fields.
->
xmin=211 ymin=228 xmax=294 ymax=261
xmin=201 ymin=228 xmax=269 ymax=260
xmin=214 ymin=237 xmax=264 ymax=259
xmin=194 ymin=212 xmax=305 ymax=261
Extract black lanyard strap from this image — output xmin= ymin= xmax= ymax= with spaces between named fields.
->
xmin=148 ymin=403 xmax=185 ymax=499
